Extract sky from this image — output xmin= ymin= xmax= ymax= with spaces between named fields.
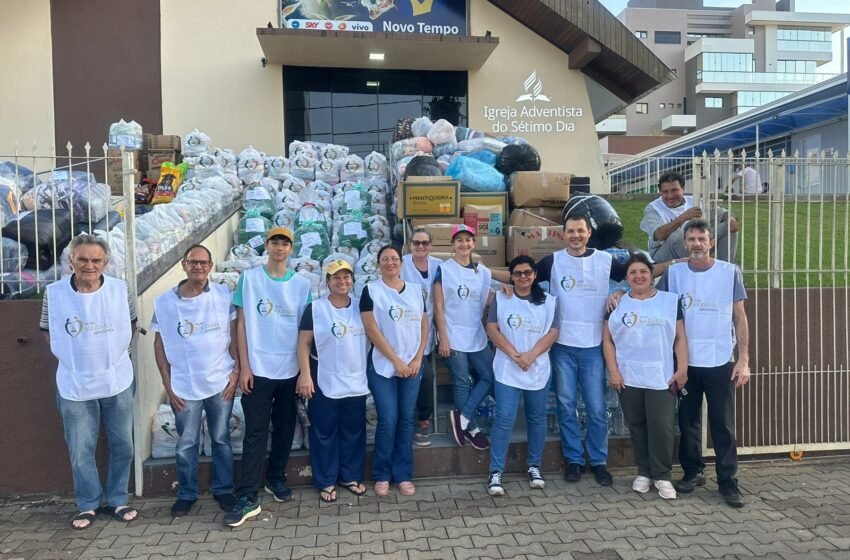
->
xmin=598 ymin=0 xmax=849 ymax=73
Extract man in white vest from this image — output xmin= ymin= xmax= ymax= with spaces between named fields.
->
xmin=656 ymin=219 xmax=750 ymax=508
xmin=40 ymin=234 xmax=138 ymax=529
xmin=223 ymin=226 xmax=311 ymax=528
xmin=640 ymin=171 xmax=738 ymax=263
xmin=151 ymin=244 xmax=239 ymax=517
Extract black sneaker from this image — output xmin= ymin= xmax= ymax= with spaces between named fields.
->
xmin=564 ymin=463 xmax=582 ymax=482
xmin=720 ymin=484 xmax=744 ymax=508
xmin=214 ymin=492 xmax=236 ymax=512
xmin=675 ymin=471 xmax=706 ymax=494
xmin=487 ymin=472 xmax=505 ymax=496
xmin=592 ymin=465 xmax=613 ymax=486
xmin=222 ymin=496 xmax=261 ymax=528
xmin=170 ymin=498 xmax=195 ymax=517
xmin=264 ymin=481 xmax=293 ymax=503
xmin=449 ymin=410 xmax=465 ymax=447
xmin=527 ymin=466 xmax=545 ymax=490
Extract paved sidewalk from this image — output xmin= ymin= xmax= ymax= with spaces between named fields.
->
xmin=1 ymin=458 xmax=849 ymax=560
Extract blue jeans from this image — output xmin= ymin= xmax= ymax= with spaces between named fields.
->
xmin=367 ymin=359 xmax=423 ymax=483
xmin=173 ymin=392 xmax=234 ymax=501
xmin=551 ymin=343 xmax=608 ymax=465
xmin=489 ymin=381 xmax=548 ymax=473
xmin=308 ymin=381 xmax=366 ymax=490
xmin=56 ymin=384 xmax=134 ymax=512
xmin=444 ymin=347 xmax=494 ymax=431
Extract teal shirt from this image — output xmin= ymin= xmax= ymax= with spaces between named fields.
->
xmin=232 ymin=267 xmax=311 ymax=307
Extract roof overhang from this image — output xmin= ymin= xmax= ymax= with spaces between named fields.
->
xmin=745 ymin=11 xmax=850 ymax=32
xmin=487 ymin=0 xmax=675 ymax=104
xmin=257 ymin=27 xmax=499 ymax=71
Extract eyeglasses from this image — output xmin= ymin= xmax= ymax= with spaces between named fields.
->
xmin=511 ymin=269 xmax=535 ymax=278
xmin=185 ymin=259 xmax=212 ymax=268
xmin=380 ymin=257 xmax=401 ymax=264
xmin=411 ymin=240 xmax=431 ymax=247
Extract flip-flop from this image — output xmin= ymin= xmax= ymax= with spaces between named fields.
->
xmin=398 ymin=481 xmax=416 ymax=496
xmin=374 ymin=481 xmax=390 ymax=497
xmin=71 ymin=511 xmax=97 ymax=530
xmin=319 ymin=487 xmax=337 ymax=503
xmin=338 ymin=481 xmax=367 ymax=496
xmin=101 ymin=505 xmax=138 ymax=522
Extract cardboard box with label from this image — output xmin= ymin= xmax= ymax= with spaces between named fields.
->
xmin=460 ymin=192 xmax=508 ymax=221
xmin=507 ymin=226 xmax=569 ymax=261
xmin=430 ymin=235 xmax=505 ymax=268
xmin=399 ymin=176 xmax=460 ymax=218
xmin=142 ymin=149 xmax=180 ymax=171
xmin=410 ymin=218 xmax=463 ymax=245
xmin=510 ymin=171 xmax=572 ymax=208
xmin=106 ymin=149 xmax=141 ymax=193
xmin=463 ymin=203 xmax=504 ymax=236
xmin=507 ymin=208 xmax=562 ymax=227
xmin=142 ymin=134 xmax=182 ymax=151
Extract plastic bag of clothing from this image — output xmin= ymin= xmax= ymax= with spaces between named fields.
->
xmin=455 ymin=126 xmax=483 ymax=143
xmin=0 ymin=185 xmax=19 ymax=228
xmin=496 ymin=136 xmax=529 ymax=146
xmin=391 ymin=137 xmax=433 ymax=160
xmin=242 ymin=183 xmax=275 ymax=220
xmin=562 ymin=193 xmax=624 ymax=250
xmin=495 ymin=143 xmax=541 ymax=176
xmin=364 ymin=152 xmax=388 ymax=179
xmin=427 ymin=119 xmax=455 ymax=146
xmin=332 ymin=213 xmax=371 ymax=251
xmin=403 ymin=155 xmax=442 ymax=180
xmin=354 ymin=274 xmax=379 ymax=298
xmin=75 ymin=211 xmax=121 ymax=236
xmin=457 ymin=137 xmax=506 ymax=155
xmin=331 ymin=245 xmax=360 ymax=262
xmin=108 ymin=119 xmax=143 ymax=150
xmin=339 ymin=155 xmax=365 ymax=183
xmin=315 ymin=158 xmax=340 ymax=185
xmin=237 ymin=146 xmax=265 ymax=184
xmin=0 ymin=162 xmax=40 ymax=196
xmin=183 ymin=129 xmax=211 ymax=157
xmin=359 ymin=240 xmax=383 ymax=260
xmin=355 ymin=254 xmax=378 ymax=276
xmin=412 ymin=117 xmax=433 ymax=138
xmin=294 ymin=221 xmax=330 ymax=262
xmin=265 ymin=156 xmax=289 ymax=180
xmin=432 ymin=142 xmax=457 ymax=159
xmin=275 ymin=189 xmax=302 ymax=214
xmin=322 ymin=252 xmax=357 ymax=269
xmin=258 ymin=177 xmax=281 ymax=195
xmin=279 ymin=175 xmax=306 ymax=195
xmin=3 ymin=209 xmax=73 ymax=270
xmin=236 ymin=210 xmax=272 ymax=252
xmin=332 ymin=186 xmax=371 ymax=217
xmin=466 ymin=151 xmax=497 ymax=166
xmin=296 ymin=203 xmax=329 ymax=233
xmin=272 ymin=209 xmax=296 ymax=231
xmin=366 ymin=215 xmax=391 ymax=243
xmin=289 ymin=140 xmax=317 ymax=160
xmin=27 ymin=179 xmax=111 ymax=224
xmin=215 ymin=148 xmax=237 ymax=174
xmin=151 ymin=404 xmax=180 ymax=459
xmin=290 ymin=154 xmax=316 ymax=181
xmin=0 ymin=238 xmax=28 ymax=273
xmin=446 ymin=155 xmax=505 ymax=193
xmin=194 ymin=153 xmax=223 ymax=179
xmin=437 ymin=154 xmax=452 ymax=173
xmin=320 ymin=144 xmax=348 ymax=162
xmin=0 ymin=266 xmax=59 ymax=299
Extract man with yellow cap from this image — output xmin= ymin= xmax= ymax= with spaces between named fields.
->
xmin=224 ymin=227 xmax=312 ymax=527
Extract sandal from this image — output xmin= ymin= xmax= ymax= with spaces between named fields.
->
xmin=71 ymin=510 xmax=97 ymax=530
xmin=398 ymin=481 xmax=416 ymax=496
xmin=101 ymin=505 xmax=138 ymax=522
xmin=374 ymin=481 xmax=390 ymax=497
xmin=338 ymin=481 xmax=367 ymax=496
xmin=319 ymin=487 xmax=337 ymax=503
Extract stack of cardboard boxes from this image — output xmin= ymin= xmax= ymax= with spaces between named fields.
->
xmin=506 ymin=171 xmax=573 ymax=261
xmin=106 ymin=134 xmax=181 ymax=194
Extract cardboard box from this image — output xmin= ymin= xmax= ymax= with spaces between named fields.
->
xmin=507 ymin=208 xmax=561 ymax=228
xmin=510 ymin=171 xmax=573 ymax=208
xmin=143 ymin=134 xmax=182 ymax=151
xmin=106 ymin=149 xmax=141 ymax=193
xmin=463 ymin=204 xmax=504 ymax=236
xmin=399 ymin=176 xmax=460 ymax=218
xmin=474 ymin=235 xmax=506 ymax=268
xmin=507 ymin=226 xmax=569 ymax=261
xmin=459 ymin=192 xmax=508 ymax=223
xmin=142 ymin=149 xmax=180 ymax=171
xmin=146 ymin=168 xmax=161 ymax=183
xmin=410 ymin=218 xmax=463 ymax=245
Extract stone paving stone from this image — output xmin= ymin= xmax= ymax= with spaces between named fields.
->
xmin=452 ymin=544 xmax=503 ymax=560
xmin=572 ymin=550 xmax=623 ymax=560
xmin=175 ymin=540 xmax=225 ymax=555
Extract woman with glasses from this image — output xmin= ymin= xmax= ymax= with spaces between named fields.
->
xmin=401 ymin=228 xmax=442 ymax=447
xmin=361 ymin=245 xmax=429 ymax=497
xmin=484 ymin=256 xmax=559 ymax=496
xmin=296 ymin=260 xmax=369 ymax=503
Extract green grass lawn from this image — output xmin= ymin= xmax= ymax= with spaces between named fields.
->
xmin=609 ymin=199 xmax=850 ymax=288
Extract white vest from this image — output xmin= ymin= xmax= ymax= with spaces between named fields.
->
xmin=607 ymin=291 xmax=679 ymax=390
xmin=667 ymin=261 xmax=737 ymax=367
xmin=154 ymin=283 xmax=235 ymax=400
xmin=240 ymin=266 xmax=310 ymax=379
xmin=401 ymin=254 xmax=441 ymax=353
xmin=47 ymin=276 xmax=133 ymax=401
xmin=649 ymin=195 xmax=693 ymax=224
xmin=549 ymin=249 xmax=612 ymax=348
xmin=367 ymin=279 xmax=425 ymax=378
xmin=312 ymin=297 xmax=369 ymax=399
xmin=438 ymin=259 xmax=492 ymax=352
xmin=492 ymin=292 xmax=557 ymax=391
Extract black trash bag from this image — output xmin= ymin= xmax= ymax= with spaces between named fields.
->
xmin=495 ymin=143 xmax=541 ymax=176
xmin=562 ymin=194 xmax=624 ymax=250
xmin=403 ymin=155 xmax=442 ymax=179
xmin=2 ymin=209 xmax=73 ymax=270
xmin=74 ymin=210 xmax=122 ymax=235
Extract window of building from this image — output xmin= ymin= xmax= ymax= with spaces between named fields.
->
xmin=676 ymin=103 xmax=682 ymax=109
xmin=634 ymin=30 xmax=647 ymax=39
xmin=777 ymin=59 xmax=817 ymax=73
xmin=659 ymin=103 xmax=666 ymax=109
xmin=635 ymin=102 xmax=648 ymax=114
xmin=734 ymin=91 xmax=790 ymax=112
xmin=777 ymin=26 xmax=831 ymax=52
xmin=654 ymin=31 xmax=681 ymax=45
xmin=705 ymin=97 xmax=723 ymax=108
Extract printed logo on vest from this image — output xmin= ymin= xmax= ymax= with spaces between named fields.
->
xmin=177 ymin=319 xmax=195 ymax=339
xmin=331 ymin=321 xmax=348 ymax=340
xmin=257 ymin=298 xmax=274 ymax=317
xmin=388 ymin=305 xmax=404 ymax=322
xmin=560 ymin=274 xmax=596 ymax=292
xmin=456 ymin=284 xmax=470 ymax=301
xmin=506 ymin=313 xmax=524 ymax=330
xmin=622 ymin=312 xmax=638 ymax=328
xmin=559 ymin=275 xmax=576 ymax=292
xmin=680 ymin=292 xmax=718 ymax=312
xmin=680 ymin=293 xmax=694 ymax=310
xmin=64 ymin=317 xmax=84 ymax=337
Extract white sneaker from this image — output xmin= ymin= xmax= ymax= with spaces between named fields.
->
xmin=527 ymin=466 xmax=545 ymax=490
xmin=632 ymin=475 xmax=651 ymax=493
xmin=654 ymin=480 xmax=677 ymax=500
xmin=488 ymin=472 xmax=505 ymax=496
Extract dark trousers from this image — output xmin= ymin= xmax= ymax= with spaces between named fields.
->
xmin=678 ymin=363 xmax=738 ymax=489
xmin=236 ymin=375 xmax=298 ymax=499
xmin=415 ymin=354 xmax=434 ymax=422
xmin=619 ymin=386 xmax=676 ymax=480
xmin=308 ymin=383 xmax=367 ymax=490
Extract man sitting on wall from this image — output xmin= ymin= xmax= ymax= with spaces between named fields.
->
xmin=640 ymin=171 xmax=739 ymax=263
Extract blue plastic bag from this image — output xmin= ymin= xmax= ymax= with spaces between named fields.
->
xmin=446 ymin=155 xmax=505 ymax=193
xmin=465 ymin=151 xmax=497 ymax=166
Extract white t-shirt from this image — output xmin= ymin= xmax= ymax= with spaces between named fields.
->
xmin=737 ymin=167 xmax=762 ymax=194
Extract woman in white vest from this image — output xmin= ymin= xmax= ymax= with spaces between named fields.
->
xmin=296 ymin=260 xmax=369 ymax=503
xmin=603 ymin=253 xmax=688 ymax=500
xmin=361 ymin=245 xmax=428 ymax=497
xmin=400 ymin=228 xmax=442 ymax=447
xmin=40 ymin=234 xmax=137 ymax=529
xmin=484 ymin=256 xmax=559 ymax=496
xmin=433 ymin=224 xmax=495 ymax=451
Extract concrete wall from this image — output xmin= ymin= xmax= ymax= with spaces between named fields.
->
xmin=160 ymin=0 xmax=284 ymax=155
xmin=467 ymin=0 xmax=607 ymax=191
xmin=0 ymin=0 xmax=55 ymax=152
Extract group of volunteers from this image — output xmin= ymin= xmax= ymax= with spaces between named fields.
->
xmin=42 ymin=170 xmax=751 ymax=532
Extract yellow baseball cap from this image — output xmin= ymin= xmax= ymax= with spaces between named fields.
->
xmin=266 ymin=226 xmax=293 ymax=242
xmin=324 ymin=259 xmax=354 ymax=276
